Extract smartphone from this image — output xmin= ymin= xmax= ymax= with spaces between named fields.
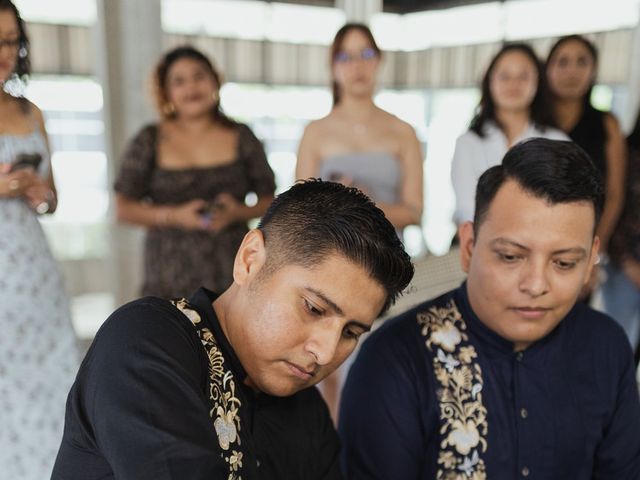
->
xmin=10 ymin=153 xmax=42 ymax=172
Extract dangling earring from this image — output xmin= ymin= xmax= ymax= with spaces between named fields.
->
xmin=162 ymin=102 xmax=175 ymax=116
xmin=18 ymin=46 xmax=27 ymax=59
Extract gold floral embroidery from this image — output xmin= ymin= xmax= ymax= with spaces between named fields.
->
xmin=417 ymin=299 xmax=488 ymax=479
xmin=172 ymin=299 xmax=244 ymax=480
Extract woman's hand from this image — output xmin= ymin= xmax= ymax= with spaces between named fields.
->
xmin=207 ymin=193 xmax=243 ymax=233
xmin=0 ymin=163 xmax=40 ymax=198
xmin=24 ymin=176 xmax=56 ymax=213
xmin=170 ymin=199 xmax=209 ymax=230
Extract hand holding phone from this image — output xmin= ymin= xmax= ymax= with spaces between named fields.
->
xmin=10 ymin=153 xmax=42 ymax=172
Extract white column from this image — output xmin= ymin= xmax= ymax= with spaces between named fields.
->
xmin=95 ymin=0 xmax=163 ymax=306
xmin=336 ymin=0 xmax=383 ymax=24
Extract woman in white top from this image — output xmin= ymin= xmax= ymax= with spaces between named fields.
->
xmin=451 ymin=43 xmax=567 ymax=224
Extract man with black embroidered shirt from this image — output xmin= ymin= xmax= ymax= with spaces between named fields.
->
xmin=51 ymin=180 xmax=413 ymax=480
xmin=339 ymin=139 xmax=640 ymax=479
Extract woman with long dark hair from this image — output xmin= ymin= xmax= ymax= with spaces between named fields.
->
xmin=546 ymin=35 xmax=626 ymax=258
xmin=115 ymin=46 xmax=276 ymax=298
xmin=296 ymin=23 xmax=423 ymax=234
xmin=0 ymin=1 xmax=78 ymax=477
xmin=451 ymin=43 xmax=567 ymax=224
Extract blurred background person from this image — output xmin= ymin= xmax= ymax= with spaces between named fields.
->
xmin=546 ymin=35 xmax=626 ymax=297
xmin=0 ymin=1 xmax=78 ymax=478
xmin=296 ymin=23 xmax=423 ymax=237
xmin=451 ymin=42 xmax=567 ymax=225
xmin=602 ymin=110 xmax=640 ymax=361
xmin=295 ymin=22 xmax=423 ymax=422
xmin=114 ymin=46 xmax=275 ymax=299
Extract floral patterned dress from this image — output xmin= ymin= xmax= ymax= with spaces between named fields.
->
xmin=114 ymin=123 xmax=276 ymax=298
xmin=0 ymin=130 xmax=78 ymax=480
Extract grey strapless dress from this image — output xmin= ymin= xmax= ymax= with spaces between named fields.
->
xmin=318 ymin=152 xmax=401 ymax=205
xmin=0 ymin=130 xmax=78 ymax=480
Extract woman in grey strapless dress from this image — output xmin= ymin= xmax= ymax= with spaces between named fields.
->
xmin=296 ymin=23 xmax=424 ymax=421
xmin=0 ymin=3 xmax=78 ymax=478
xmin=296 ymin=23 xmax=423 ymax=235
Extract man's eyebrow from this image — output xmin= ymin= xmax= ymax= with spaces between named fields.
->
xmin=305 ymin=287 xmax=344 ymax=316
xmin=490 ymin=238 xmax=529 ymax=251
xmin=490 ymin=238 xmax=587 ymax=256
xmin=304 ymin=288 xmax=372 ymax=332
xmin=550 ymin=247 xmax=587 ymax=257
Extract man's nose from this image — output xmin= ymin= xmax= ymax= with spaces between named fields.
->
xmin=305 ymin=325 xmax=342 ymax=366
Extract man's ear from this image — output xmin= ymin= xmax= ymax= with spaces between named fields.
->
xmin=584 ymin=235 xmax=601 ymax=285
xmin=233 ymin=229 xmax=267 ymax=286
xmin=458 ymin=221 xmax=475 ymax=274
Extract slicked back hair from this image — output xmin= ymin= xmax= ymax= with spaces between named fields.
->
xmin=473 ymin=138 xmax=604 ymax=238
xmin=258 ymin=179 xmax=413 ymax=315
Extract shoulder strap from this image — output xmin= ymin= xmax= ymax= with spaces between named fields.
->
xmin=417 ymin=299 xmax=488 ymax=479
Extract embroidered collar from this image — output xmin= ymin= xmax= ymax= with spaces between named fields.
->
xmin=188 ymin=287 xmax=248 ymax=382
xmin=172 ymin=293 xmax=248 ymax=479
xmin=417 ymin=295 xmax=488 ymax=479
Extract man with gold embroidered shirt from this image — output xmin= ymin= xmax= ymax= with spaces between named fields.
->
xmin=339 ymin=139 xmax=640 ymax=479
xmin=51 ymin=180 xmax=414 ymax=480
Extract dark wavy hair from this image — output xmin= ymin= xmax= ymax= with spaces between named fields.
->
xmin=470 ymin=43 xmax=556 ymax=137
xmin=330 ymin=23 xmax=381 ymax=107
xmin=0 ymin=0 xmax=30 ymax=81
xmin=258 ymin=179 xmax=413 ymax=315
xmin=546 ymin=35 xmax=598 ymax=106
xmin=153 ymin=45 xmax=235 ymax=127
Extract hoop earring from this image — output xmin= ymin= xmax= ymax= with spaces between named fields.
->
xmin=162 ymin=102 xmax=175 ymax=116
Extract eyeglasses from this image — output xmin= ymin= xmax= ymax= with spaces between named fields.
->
xmin=334 ymin=47 xmax=378 ymax=64
xmin=0 ymin=38 xmax=20 ymax=52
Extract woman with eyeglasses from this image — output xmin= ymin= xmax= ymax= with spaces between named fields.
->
xmin=296 ymin=23 xmax=423 ymax=423
xmin=451 ymin=43 xmax=567 ymax=226
xmin=0 ymin=1 xmax=78 ymax=478
xmin=296 ymin=23 xmax=423 ymax=237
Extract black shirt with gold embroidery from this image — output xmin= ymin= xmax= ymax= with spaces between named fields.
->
xmin=52 ymin=288 xmax=342 ymax=480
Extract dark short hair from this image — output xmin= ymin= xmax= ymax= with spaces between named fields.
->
xmin=258 ymin=179 xmax=413 ymax=314
xmin=470 ymin=43 xmax=556 ymax=137
xmin=546 ymin=35 xmax=598 ymax=106
xmin=473 ymin=138 xmax=604 ymax=237
xmin=330 ymin=23 xmax=381 ymax=106
xmin=0 ymin=0 xmax=30 ymax=81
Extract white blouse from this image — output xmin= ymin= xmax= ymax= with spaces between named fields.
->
xmin=451 ymin=121 xmax=568 ymax=224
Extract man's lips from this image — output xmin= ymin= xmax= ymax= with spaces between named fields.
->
xmin=510 ymin=306 xmax=552 ymax=319
xmin=285 ymin=361 xmax=315 ymax=380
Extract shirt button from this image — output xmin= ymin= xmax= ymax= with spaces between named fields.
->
xmin=520 ymin=408 xmax=528 ymax=419
xmin=516 ymin=352 xmax=524 ymax=361
xmin=522 ymin=466 xmax=530 ymax=477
